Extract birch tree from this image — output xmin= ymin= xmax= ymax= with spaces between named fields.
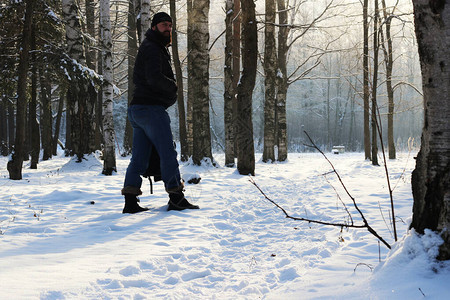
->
xmin=411 ymin=0 xmax=450 ymax=260
xmin=140 ymin=0 xmax=151 ymax=42
xmin=276 ymin=0 xmax=288 ymax=162
xmin=273 ymin=0 xmax=334 ymax=161
xmin=62 ymin=0 xmax=96 ymax=161
xmin=262 ymin=0 xmax=277 ymax=163
xmin=100 ymin=0 xmax=117 ymax=175
xmin=224 ymin=0 xmax=235 ymax=167
xmin=190 ymin=0 xmax=213 ymax=165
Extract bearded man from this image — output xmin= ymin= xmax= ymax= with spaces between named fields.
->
xmin=122 ymin=12 xmax=199 ymax=213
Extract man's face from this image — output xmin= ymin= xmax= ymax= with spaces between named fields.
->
xmin=154 ymin=21 xmax=172 ymax=37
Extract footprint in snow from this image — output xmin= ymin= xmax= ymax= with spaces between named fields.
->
xmin=164 ymin=276 xmax=179 ymax=285
xmin=181 ymin=269 xmax=212 ymax=281
xmin=119 ymin=265 xmax=141 ymax=277
xmin=278 ymin=267 xmax=299 ymax=282
xmin=97 ymin=279 xmax=123 ymax=289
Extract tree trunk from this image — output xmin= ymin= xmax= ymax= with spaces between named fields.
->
xmin=232 ymin=0 xmax=241 ymax=161
xmin=23 ymin=96 xmax=29 ymax=162
xmin=123 ymin=0 xmax=139 ymax=156
xmin=85 ymin=0 xmax=100 ymax=150
xmin=63 ymin=0 xmax=95 ymax=161
xmin=39 ymin=65 xmax=53 ymax=161
xmin=0 ymin=98 xmax=8 ymax=156
xmin=65 ymin=95 xmax=71 ymax=156
xmin=262 ymin=0 xmax=277 ymax=163
xmin=236 ymin=0 xmax=256 ymax=176
xmin=186 ymin=0 xmax=194 ymax=158
xmin=326 ymin=77 xmax=331 ymax=149
xmin=7 ymin=0 xmax=34 ymax=180
xmin=100 ymin=0 xmax=117 ymax=175
xmin=29 ymin=23 xmax=39 ymax=168
xmin=53 ymin=88 xmax=64 ymax=155
xmin=363 ymin=0 xmax=371 ymax=160
xmin=276 ymin=0 xmax=288 ymax=162
xmin=224 ymin=0 xmax=235 ymax=167
xmin=29 ymin=75 xmax=39 ymax=169
xmin=140 ymin=0 xmax=151 ymax=42
xmin=348 ymin=92 xmax=356 ymax=151
xmin=170 ymin=0 xmax=188 ymax=162
xmin=85 ymin=0 xmax=96 ymax=69
xmin=191 ymin=0 xmax=213 ymax=165
xmin=8 ymin=93 xmax=15 ymax=154
xmin=381 ymin=0 xmax=396 ymax=159
xmin=96 ymin=21 xmax=103 ymax=154
xmin=411 ymin=0 xmax=450 ymax=261
xmin=371 ymin=0 xmax=379 ymax=166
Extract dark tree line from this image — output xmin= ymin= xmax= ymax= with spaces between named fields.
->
xmin=2 ymin=0 xmax=72 ymax=179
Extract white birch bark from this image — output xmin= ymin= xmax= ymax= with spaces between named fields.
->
xmin=191 ymin=0 xmax=213 ymax=165
xmin=140 ymin=0 xmax=151 ymax=42
xmin=63 ymin=0 xmax=94 ymax=160
xmin=62 ymin=0 xmax=85 ymax=65
xmin=100 ymin=0 xmax=116 ymax=175
xmin=276 ymin=0 xmax=289 ymax=162
xmin=262 ymin=0 xmax=277 ymax=163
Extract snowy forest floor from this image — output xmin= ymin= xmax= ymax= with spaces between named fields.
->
xmin=1 ymin=151 xmax=449 ymax=299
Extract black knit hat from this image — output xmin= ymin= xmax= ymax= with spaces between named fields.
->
xmin=151 ymin=12 xmax=172 ymax=27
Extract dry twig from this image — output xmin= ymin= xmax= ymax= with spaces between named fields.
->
xmin=250 ymin=131 xmax=392 ymax=249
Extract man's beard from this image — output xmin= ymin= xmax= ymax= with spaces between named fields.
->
xmin=155 ymin=28 xmax=171 ymax=46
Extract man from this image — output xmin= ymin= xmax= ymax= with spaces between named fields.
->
xmin=122 ymin=12 xmax=199 ymax=213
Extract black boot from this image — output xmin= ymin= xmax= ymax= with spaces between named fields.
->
xmin=168 ymin=190 xmax=199 ymax=211
xmin=122 ymin=194 xmax=149 ymax=214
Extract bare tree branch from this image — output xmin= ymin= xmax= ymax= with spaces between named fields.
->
xmin=303 ymin=131 xmax=391 ymax=248
xmin=392 ymin=81 xmax=423 ymax=96
xmin=250 ymin=131 xmax=392 ymax=250
xmin=249 ymin=177 xmax=364 ymax=228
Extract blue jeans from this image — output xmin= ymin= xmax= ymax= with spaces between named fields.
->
xmin=124 ymin=105 xmax=181 ymax=192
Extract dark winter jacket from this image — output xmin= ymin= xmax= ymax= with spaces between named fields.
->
xmin=131 ymin=29 xmax=177 ymax=108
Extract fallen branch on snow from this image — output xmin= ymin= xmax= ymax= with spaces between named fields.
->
xmin=249 ymin=131 xmax=392 ymax=250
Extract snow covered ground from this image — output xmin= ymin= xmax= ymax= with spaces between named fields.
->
xmin=1 ymin=150 xmax=449 ymax=299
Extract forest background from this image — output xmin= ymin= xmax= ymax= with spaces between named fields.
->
xmin=0 ymin=0 xmax=422 ymax=175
